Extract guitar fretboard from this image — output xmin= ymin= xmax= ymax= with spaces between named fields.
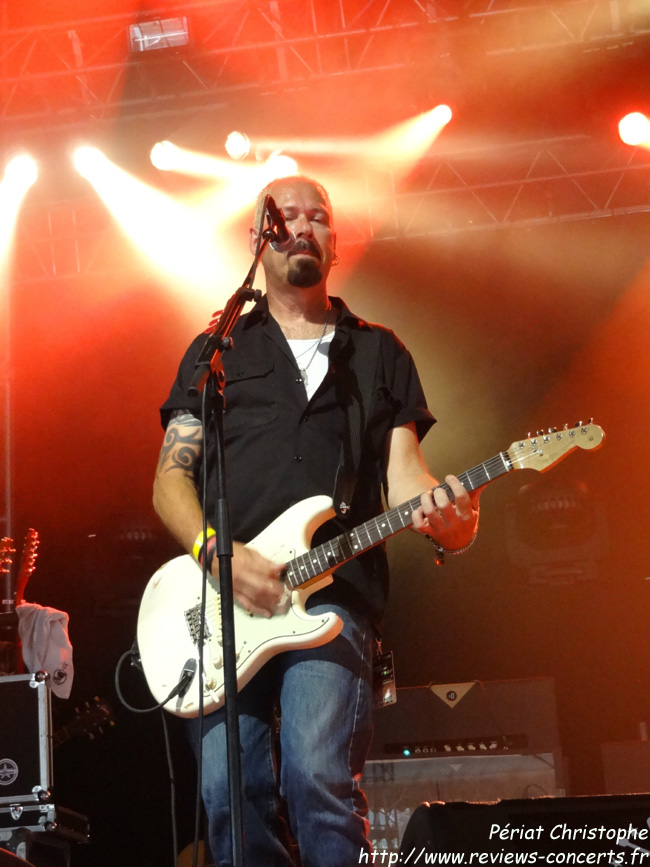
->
xmin=284 ymin=451 xmax=512 ymax=590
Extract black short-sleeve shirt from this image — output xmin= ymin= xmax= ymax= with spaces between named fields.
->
xmin=160 ymin=295 xmax=435 ymax=627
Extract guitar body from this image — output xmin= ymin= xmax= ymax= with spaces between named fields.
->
xmin=137 ymin=495 xmax=343 ymax=718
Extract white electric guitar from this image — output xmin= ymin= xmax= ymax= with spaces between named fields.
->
xmin=137 ymin=422 xmax=604 ymax=717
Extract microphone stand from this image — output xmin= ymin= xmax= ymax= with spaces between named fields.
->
xmin=187 ymin=225 xmax=276 ymax=867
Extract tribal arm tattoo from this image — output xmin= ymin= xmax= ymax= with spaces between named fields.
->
xmin=156 ymin=410 xmax=203 ymax=476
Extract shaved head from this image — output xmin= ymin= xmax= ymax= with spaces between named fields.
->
xmin=253 ymin=176 xmax=333 ymax=230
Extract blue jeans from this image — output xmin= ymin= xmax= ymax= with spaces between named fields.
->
xmin=187 ymin=602 xmax=374 ymax=867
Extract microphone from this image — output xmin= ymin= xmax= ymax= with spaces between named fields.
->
xmin=265 ymin=195 xmax=295 ymax=253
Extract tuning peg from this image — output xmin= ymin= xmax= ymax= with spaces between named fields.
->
xmin=574 ymin=420 xmax=583 ymax=428
xmin=536 ymin=430 xmax=544 ymax=437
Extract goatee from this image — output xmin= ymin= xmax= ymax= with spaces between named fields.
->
xmin=287 ymin=258 xmax=323 ymax=288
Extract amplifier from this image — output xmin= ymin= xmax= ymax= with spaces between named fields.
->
xmin=0 ymin=675 xmax=52 ymax=806
xmin=366 ymin=677 xmax=564 ymax=852
xmin=370 ymin=677 xmax=561 ymax=759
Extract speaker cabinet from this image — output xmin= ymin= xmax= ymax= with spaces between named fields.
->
xmin=362 ymin=753 xmax=562 ymax=850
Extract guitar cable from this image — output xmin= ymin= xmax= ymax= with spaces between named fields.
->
xmin=114 ymin=641 xmax=196 ymax=714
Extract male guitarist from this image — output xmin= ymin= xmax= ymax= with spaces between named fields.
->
xmin=152 ymin=176 xmax=481 ymax=866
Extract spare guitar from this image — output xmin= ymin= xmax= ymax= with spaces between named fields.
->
xmin=137 ymin=421 xmax=604 ymax=718
xmin=52 ymin=697 xmax=115 ymax=748
xmin=14 ymin=528 xmax=39 ymax=607
xmin=13 ymin=528 xmax=40 ymax=674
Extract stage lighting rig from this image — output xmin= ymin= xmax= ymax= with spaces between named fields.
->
xmin=128 ymin=17 xmax=190 ymax=53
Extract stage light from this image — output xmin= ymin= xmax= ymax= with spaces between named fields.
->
xmin=150 ymin=141 xmax=180 ymax=171
xmin=431 ymin=104 xmax=453 ymax=126
xmin=150 ymin=140 xmax=239 ymax=180
xmin=233 ymin=105 xmax=453 ymax=164
xmin=225 ymin=132 xmax=251 ymax=161
xmin=262 ymin=152 xmax=299 ymax=181
xmin=3 ymin=154 xmax=38 ymax=189
xmin=128 ymin=17 xmax=190 ymax=53
xmin=73 ymin=146 xmax=107 ymax=180
xmin=375 ymin=104 xmax=453 ymax=161
xmin=618 ymin=112 xmax=650 ymax=147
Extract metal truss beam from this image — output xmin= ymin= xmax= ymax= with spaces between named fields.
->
xmin=356 ymin=136 xmax=650 ymax=241
xmin=1 ymin=1 xmax=649 ymax=137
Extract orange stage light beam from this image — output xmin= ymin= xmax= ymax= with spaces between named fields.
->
xmin=0 ymin=155 xmax=38 ymax=276
xmin=73 ymin=146 xmax=242 ymax=305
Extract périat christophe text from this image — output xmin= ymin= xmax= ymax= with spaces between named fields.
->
xmin=490 ymin=823 xmax=650 ymax=844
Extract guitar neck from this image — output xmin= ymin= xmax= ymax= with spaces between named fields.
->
xmin=284 ymin=451 xmax=512 ymax=590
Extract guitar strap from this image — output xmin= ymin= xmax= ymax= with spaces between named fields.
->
xmin=333 ymin=328 xmax=381 ymax=518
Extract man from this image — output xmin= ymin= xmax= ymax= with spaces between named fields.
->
xmin=153 ymin=176 xmax=481 ymax=866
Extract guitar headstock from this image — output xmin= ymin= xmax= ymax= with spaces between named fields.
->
xmin=0 ymin=537 xmax=15 ymax=575
xmin=53 ymin=696 xmax=116 ymax=747
xmin=74 ymin=697 xmax=115 ymax=740
xmin=15 ymin=528 xmax=39 ymax=605
xmin=507 ymin=421 xmax=605 ymax=474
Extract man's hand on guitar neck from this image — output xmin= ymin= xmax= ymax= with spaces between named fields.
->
xmin=412 ymin=473 xmax=481 ymax=553
xmin=228 ymin=543 xmax=288 ymax=619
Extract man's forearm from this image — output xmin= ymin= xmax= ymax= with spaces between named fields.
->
xmin=153 ymin=471 xmax=207 ymax=555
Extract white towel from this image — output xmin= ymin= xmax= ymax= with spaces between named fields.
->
xmin=16 ymin=603 xmax=74 ymax=698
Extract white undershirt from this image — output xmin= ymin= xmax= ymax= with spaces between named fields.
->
xmin=286 ymin=331 xmax=335 ymax=400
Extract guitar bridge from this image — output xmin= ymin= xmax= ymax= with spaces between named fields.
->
xmin=184 ymin=605 xmax=212 ymax=644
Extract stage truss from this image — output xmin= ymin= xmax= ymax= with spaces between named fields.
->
xmin=1 ymin=0 xmax=649 ymax=133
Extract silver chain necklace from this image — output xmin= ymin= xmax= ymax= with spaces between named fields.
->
xmin=298 ymin=308 xmax=331 ymax=388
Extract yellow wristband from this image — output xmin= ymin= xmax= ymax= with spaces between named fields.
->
xmin=192 ymin=528 xmax=216 ymax=562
